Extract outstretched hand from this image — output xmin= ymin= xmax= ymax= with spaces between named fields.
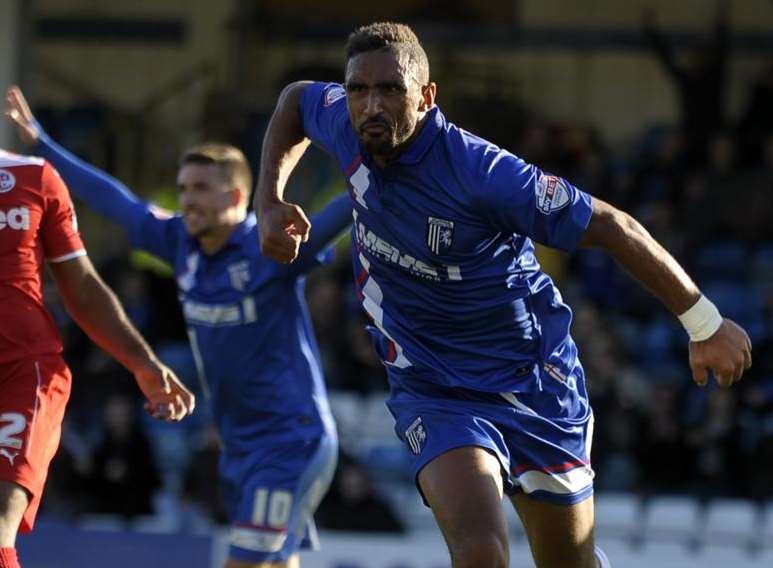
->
xmin=689 ymin=318 xmax=752 ymax=388
xmin=258 ymin=199 xmax=311 ymax=263
xmin=134 ymin=359 xmax=196 ymax=421
xmin=4 ymin=85 xmax=41 ymax=146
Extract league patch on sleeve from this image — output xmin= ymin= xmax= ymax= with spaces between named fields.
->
xmin=323 ymin=85 xmax=346 ymax=107
xmin=536 ymin=174 xmax=570 ymax=215
xmin=0 ymin=169 xmax=16 ymax=193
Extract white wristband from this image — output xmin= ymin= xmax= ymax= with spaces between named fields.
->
xmin=678 ymin=295 xmax=723 ymax=342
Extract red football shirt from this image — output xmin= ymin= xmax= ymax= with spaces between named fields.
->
xmin=0 ymin=149 xmax=86 ymax=363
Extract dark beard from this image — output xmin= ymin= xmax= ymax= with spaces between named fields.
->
xmin=358 ymin=122 xmax=413 ymax=159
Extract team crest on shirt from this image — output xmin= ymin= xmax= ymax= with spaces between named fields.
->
xmin=405 ymin=417 xmax=427 ymax=455
xmin=324 ymin=86 xmax=346 ymax=107
xmin=0 ymin=169 xmax=16 ymax=193
xmin=426 ymin=217 xmax=454 ymax=255
xmin=536 ymin=174 xmax=570 ymax=214
xmin=227 ymin=260 xmax=250 ymax=291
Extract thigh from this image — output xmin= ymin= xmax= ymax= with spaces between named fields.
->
xmin=418 ymin=446 xmax=508 ymax=556
xmin=510 ymin=492 xmax=597 ymax=568
xmin=0 ymin=480 xmax=29 ymax=546
xmin=223 ymin=434 xmax=337 ymax=566
xmin=0 ymin=356 xmax=71 ymax=534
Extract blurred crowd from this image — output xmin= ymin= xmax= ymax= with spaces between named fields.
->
xmin=33 ymin=54 xmax=773 ymax=532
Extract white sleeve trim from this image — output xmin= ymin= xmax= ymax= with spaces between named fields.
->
xmin=46 ymin=249 xmax=87 ymax=263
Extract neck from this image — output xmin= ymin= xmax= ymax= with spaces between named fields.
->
xmin=198 ymin=219 xmax=243 ymax=254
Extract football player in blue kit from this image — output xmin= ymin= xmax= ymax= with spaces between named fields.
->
xmin=6 ymin=86 xmax=351 ymax=568
xmin=253 ymin=23 xmax=752 ymax=568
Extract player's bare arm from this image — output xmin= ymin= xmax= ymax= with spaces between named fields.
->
xmin=48 ymin=255 xmax=195 ymax=421
xmin=253 ymin=81 xmax=314 ymax=264
xmin=579 ymin=197 xmax=752 ymax=388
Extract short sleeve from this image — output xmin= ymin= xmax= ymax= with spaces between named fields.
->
xmin=40 ymin=162 xmax=86 ymax=262
xmin=478 ymin=148 xmax=593 ymax=252
xmin=299 ymin=82 xmax=350 ymax=156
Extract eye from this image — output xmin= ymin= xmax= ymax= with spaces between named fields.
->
xmin=346 ymin=84 xmax=365 ymax=94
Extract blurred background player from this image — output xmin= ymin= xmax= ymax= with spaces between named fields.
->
xmin=0 ymin=144 xmax=194 ymax=568
xmin=6 ymin=85 xmax=351 ymax=568
xmin=255 ymin=22 xmax=752 ymax=568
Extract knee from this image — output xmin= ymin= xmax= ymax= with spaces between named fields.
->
xmin=533 ymin=541 xmax=597 ymax=568
xmin=449 ymin=533 xmax=508 ymax=568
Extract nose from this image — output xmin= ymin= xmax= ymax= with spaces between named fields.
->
xmin=179 ymin=189 xmax=192 ymax=208
xmin=363 ymin=91 xmax=383 ymax=117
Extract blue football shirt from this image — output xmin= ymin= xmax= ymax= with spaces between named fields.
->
xmin=300 ymin=82 xmax=593 ymax=393
xmin=35 ymin=132 xmax=351 ymax=452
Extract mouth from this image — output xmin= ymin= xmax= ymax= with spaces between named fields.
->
xmin=183 ymin=210 xmax=204 ymax=223
xmin=360 ymin=121 xmax=390 ymax=137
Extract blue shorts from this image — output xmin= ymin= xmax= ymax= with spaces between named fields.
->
xmin=219 ymin=431 xmax=337 ymax=564
xmin=386 ymin=363 xmax=594 ymax=506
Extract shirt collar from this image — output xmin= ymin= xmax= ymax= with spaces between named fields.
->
xmin=358 ymin=106 xmax=445 ymax=168
xmin=395 ymin=106 xmax=445 ymax=165
xmin=189 ymin=213 xmax=254 ymax=254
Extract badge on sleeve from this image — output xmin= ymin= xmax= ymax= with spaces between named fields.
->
xmin=324 ymin=85 xmax=346 ymax=107
xmin=0 ymin=169 xmax=16 ymax=193
xmin=536 ymin=174 xmax=570 ymax=214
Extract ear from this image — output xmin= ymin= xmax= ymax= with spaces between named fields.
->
xmin=419 ymin=82 xmax=437 ymax=112
xmin=231 ymin=186 xmax=246 ymax=207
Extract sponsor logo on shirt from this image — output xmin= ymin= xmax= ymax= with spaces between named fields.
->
xmin=536 ymin=174 xmax=570 ymax=214
xmin=181 ymin=297 xmax=258 ymax=326
xmin=0 ymin=207 xmax=30 ymax=230
xmin=354 ymin=211 xmax=462 ymax=282
xmin=426 ymin=217 xmax=454 ymax=254
xmin=323 ymin=85 xmax=346 ymax=107
xmin=405 ymin=417 xmax=427 ymax=455
xmin=0 ymin=169 xmax=16 ymax=193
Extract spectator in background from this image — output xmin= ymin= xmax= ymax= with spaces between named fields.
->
xmin=182 ymin=424 xmax=228 ymax=525
xmin=642 ymin=0 xmax=730 ymax=167
xmin=316 ymin=452 xmax=405 ymax=534
xmin=737 ymin=62 xmax=773 ymax=167
xmin=89 ymin=394 xmax=162 ymax=518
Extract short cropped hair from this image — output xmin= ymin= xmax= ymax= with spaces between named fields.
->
xmin=180 ymin=143 xmax=252 ymax=193
xmin=345 ymin=22 xmax=429 ymax=84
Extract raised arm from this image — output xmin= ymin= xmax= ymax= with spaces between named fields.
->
xmin=641 ymin=6 xmax=683 ymax=81
xmin=580 ymin=198 xmax=752 ymax=388
xmin=5 ymin=86 xmax=147 ymax=229
xmin=253 ymin=81 xmax=315 ymax=263
xmin=49 ymin=255 xmax=195 ymax=421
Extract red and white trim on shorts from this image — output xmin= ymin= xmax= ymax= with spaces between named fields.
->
xmin=230 ymin=523 xmax=289 ymax=553
xmin=512 ymin=459 xmax=594 ymax=496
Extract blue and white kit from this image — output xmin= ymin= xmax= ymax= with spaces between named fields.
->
xmin=35 ymin=132 xmax=350 ymax=562
xmin=300 ymin=82 xmax=595 ymax=505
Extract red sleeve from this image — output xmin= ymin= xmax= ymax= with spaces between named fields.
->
xmin=40 ymin=161 xmax=86 ymax=262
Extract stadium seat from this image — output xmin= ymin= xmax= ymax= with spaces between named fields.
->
xmin=327 ymin=390 xmax=367 ymax=453
xmin=702 ymin=498 xmax=759 ymax=549
xmin=640 ymin=496 xmax=701 ymax=548
xmin=594 ymin=492 xmax=642 ymax=540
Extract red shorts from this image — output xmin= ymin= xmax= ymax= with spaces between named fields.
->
xmin=0 ymin=355 xmax=71 ymax=533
